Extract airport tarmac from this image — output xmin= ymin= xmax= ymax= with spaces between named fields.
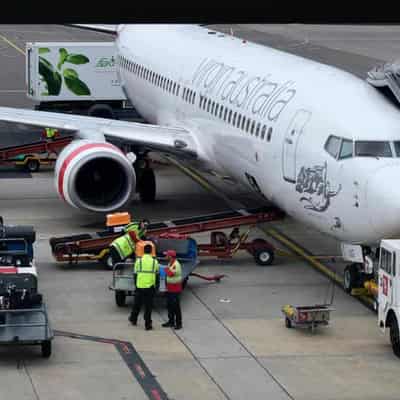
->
xmin=0 ymin=24 xmax=399 ymax=400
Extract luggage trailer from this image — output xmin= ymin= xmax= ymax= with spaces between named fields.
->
xmin=49 ymin=206 xmax=285 ymax=267
xmin=0 ymin=135 xmax=73 ymax=172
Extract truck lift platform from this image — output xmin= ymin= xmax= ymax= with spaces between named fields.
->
xmin=49 ymin=206 xmax=285 ymax=266
xmin=0 ymin=136 xmax=73 ymax=171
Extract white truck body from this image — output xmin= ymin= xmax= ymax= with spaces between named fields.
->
xmin=26 ymin=42 xmax=126 ymax=102
xmin=378 ymin=239 xmax=400 ymax=357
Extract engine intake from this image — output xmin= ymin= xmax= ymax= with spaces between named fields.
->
xmin=55 ymin=140 xmax=135 ymax=212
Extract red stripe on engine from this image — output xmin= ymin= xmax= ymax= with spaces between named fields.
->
xmin=58 ymin=142 xmax=122 ymax=201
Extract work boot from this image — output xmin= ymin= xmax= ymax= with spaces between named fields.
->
xmin=174 ymin=324 xmax=182 ymax=330
xmin=162 ymin=321 xmax=174 ymax=328
xmin=128 ymin=315 xmax=137 ymax=326
xmin=145 ymin=325 xmax=153 ymax=331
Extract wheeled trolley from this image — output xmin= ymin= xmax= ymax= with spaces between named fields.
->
xmin=281 ymin=304 xmax=334 ymax=332
xmin=0 ymin=273 xmax=53 ymax=357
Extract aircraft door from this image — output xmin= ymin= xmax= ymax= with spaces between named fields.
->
xmin=282 ymin=109 xmax=311 ymax=183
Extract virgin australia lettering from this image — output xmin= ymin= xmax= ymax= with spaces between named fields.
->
xmin=0 ymin=24 xmax=399 ymax=255
xmin=192 ymin=58 xmax=296 ymax=121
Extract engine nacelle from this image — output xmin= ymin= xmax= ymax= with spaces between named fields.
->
xmin=55 ymin=140 xmax=135 ymax=212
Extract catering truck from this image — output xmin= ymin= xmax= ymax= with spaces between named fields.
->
xmin=26 ymin=42 xmax=140 ymax=120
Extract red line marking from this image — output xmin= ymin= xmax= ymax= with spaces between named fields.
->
xmin=135 ymin=363 xmax=146 ymax=378
xmin=58 ymin=142 xmax=122 ymax=200
xmin=151 ymin=389 xmax=162 ymax=400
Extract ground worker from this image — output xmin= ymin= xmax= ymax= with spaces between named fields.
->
xmin=129 ymin=243 xmax=159 ymax=330
xmin=42 ymin=127 xmax=59 ymax=140
xmin=161 ymin=249 xmax=183 ymax=330
xmin=108 ymin=219 xmax=150 ymax=267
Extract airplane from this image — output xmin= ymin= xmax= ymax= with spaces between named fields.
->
xmin=0 ymin=24 xmax=399 ymax=287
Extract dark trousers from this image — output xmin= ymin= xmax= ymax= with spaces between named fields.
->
xmin=130 ymin=287 xmax=155 ymax=328
xmin=109 ymin=246 xmax=123 ymax=266
xmin=166 ymin=292 xmax=182 ymax=327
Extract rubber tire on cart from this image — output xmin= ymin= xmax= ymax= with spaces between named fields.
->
xmin=343 ymin=263 xmax=360 ymax=293
xmin=100 ymin=252 xmax=115 ymax=270
xmin=138 ymin=168 xmax=156 ymax=202
xmin=41 ymin=340 xmax=52 ymax=358
xmin=254 ymin=247 xmax=274 ymax=266
xmin=285 ymin=317 xmax=292 ymax=328
xmin=25 ymin=159 xmax=40 ymax=173
xmin=115 ymin=290 xmax=126 ymax=307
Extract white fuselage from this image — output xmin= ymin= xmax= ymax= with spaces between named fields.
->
xmin=116 ymin=24 xmax=400 ymax=245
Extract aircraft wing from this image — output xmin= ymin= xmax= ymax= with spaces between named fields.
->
xmin=68 ymin=24 xmax=118 ymax=34
xmin=0 ymin=107 xmax=198 ymax=159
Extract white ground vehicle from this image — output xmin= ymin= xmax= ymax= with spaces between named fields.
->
xmin=26 ymin=42 xmax=139 ymax=120
xmin=378 ymin=240 xmax=400 ymax=357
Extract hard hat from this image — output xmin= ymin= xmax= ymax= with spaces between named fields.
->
xmin=163 ymin=249 xmax=176 ymax=257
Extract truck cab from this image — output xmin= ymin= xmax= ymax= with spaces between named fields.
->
xmin=378 ymin=239 xmax=400 ymax=357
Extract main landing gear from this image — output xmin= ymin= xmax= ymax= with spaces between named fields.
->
xmin=134 ymin=155 xmax=156 ymax=203
xmin=343 ymin=246 xmax=375 ymax=293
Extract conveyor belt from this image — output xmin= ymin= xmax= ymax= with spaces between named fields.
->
xmin=50 ymin=206 xmax=285 ymax=261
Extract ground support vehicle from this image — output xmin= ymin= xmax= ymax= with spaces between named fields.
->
xmin=281 ymin=304 xmax=334 ymax=333
xmin=0 ymin=273 xmax=53 ymax=358
xmin=49 ymin=206 xmax=285 ymax=267
xmin=26 ymin=42 xmax=140 ymax=120
xmin=109 ymin=236 xmax=222 ymax=307
xmin=0 ymin=136 xmax=73 ymax=172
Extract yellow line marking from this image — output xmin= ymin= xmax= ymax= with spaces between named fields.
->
xmin=0 ymin=34 xmax=24 ymax=55
xmin=164 ymin=156 xmax=376 ymax=308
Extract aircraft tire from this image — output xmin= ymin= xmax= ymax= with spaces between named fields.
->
xmin=138 ymin=168 xmax=156 ymax=202
xmin=390 ymin=315 xmax=400 ymax=358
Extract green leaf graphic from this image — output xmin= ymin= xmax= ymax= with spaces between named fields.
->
xmin=57 ymin=48 xmax=68 ymax=70
xmin=39 ymin=48 xmax=50 ymax=54
xmin=39 ymin=56 xmax=61 ymax=95
xmin=65 ymin=54 xmax=89 ymax=65
xmin=63 ymin=69 xmax=90 ymax=95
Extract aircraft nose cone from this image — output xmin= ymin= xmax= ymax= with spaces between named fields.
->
xmin=367 ymin=165 xmax=400 ymax=238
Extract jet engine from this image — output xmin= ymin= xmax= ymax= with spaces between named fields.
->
xmin=55 ymin=140 xmax=135 ymax=212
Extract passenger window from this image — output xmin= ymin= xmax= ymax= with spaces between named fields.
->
xmin=261 ymin=125 xmax=267 ymax=139
xmin=381 ymin=248 xmax=393 ymax=274
xmin=233 ymin=112 xmax=237 ymax=125
xmin=211 ymin=101 xmax=215 ymax=114
xmin=207 ymin=99 xmax=211 ymax=112
xmin=224 ymin=108 xmax=228 ymax=121
xmin=325 ymin=135 xmax=341 ymax=159
xmin=251 ymin=121 xmax=255 ymax=135
xmin=246 ymin=119 xmax=251 ymax=133
xmin=228 ymin=110 xmax=232 ymax=123
xmin=215 ymin=103 xmax=219 ymax=116
xmin=339 ymin=139 xmax=353 ymax=159
xmin=237 ymin=114 xmax=241 ymax=128
xmin=219 ymin=106 xmax=224 ymax=118
xmin=182 ymin=88 xmax=186 ymax=99
xmin=256 ymin=123 xmax=261 ymax=137
xmin=242 ymin=117 xmax=246 ymax=131
xmin=267 ymin=127 xmax=273 ymax=141
xmin=355 ymin=141 xmax=392 ymax=157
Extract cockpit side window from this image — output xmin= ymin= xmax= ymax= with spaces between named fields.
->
xmin=355 ymin=141 xmax=392 ymax=157
xmin=339 ymin=139 xmax=353 ymax=159
xmin=394 ymin=141 xmax=400 ymax=156
xmin=325 ymin=135 xmax=341 ymax=159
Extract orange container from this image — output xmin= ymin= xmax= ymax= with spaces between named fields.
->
xmin=135 ymin=241 xmax=156 ymax=257
xmin=106 ymin=212 xmax=131 ymax=227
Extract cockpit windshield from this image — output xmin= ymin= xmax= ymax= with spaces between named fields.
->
xmin=355 ymin=141 xmax=392 ymax=157
xmin=325 ymin=135 xmax=395 ymax=159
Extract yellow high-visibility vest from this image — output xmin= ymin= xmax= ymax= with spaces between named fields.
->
xmin=134 ymin=254 xmax=159 ymax=288
xmin=110 ymin=232 xmax=135 ymax=259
